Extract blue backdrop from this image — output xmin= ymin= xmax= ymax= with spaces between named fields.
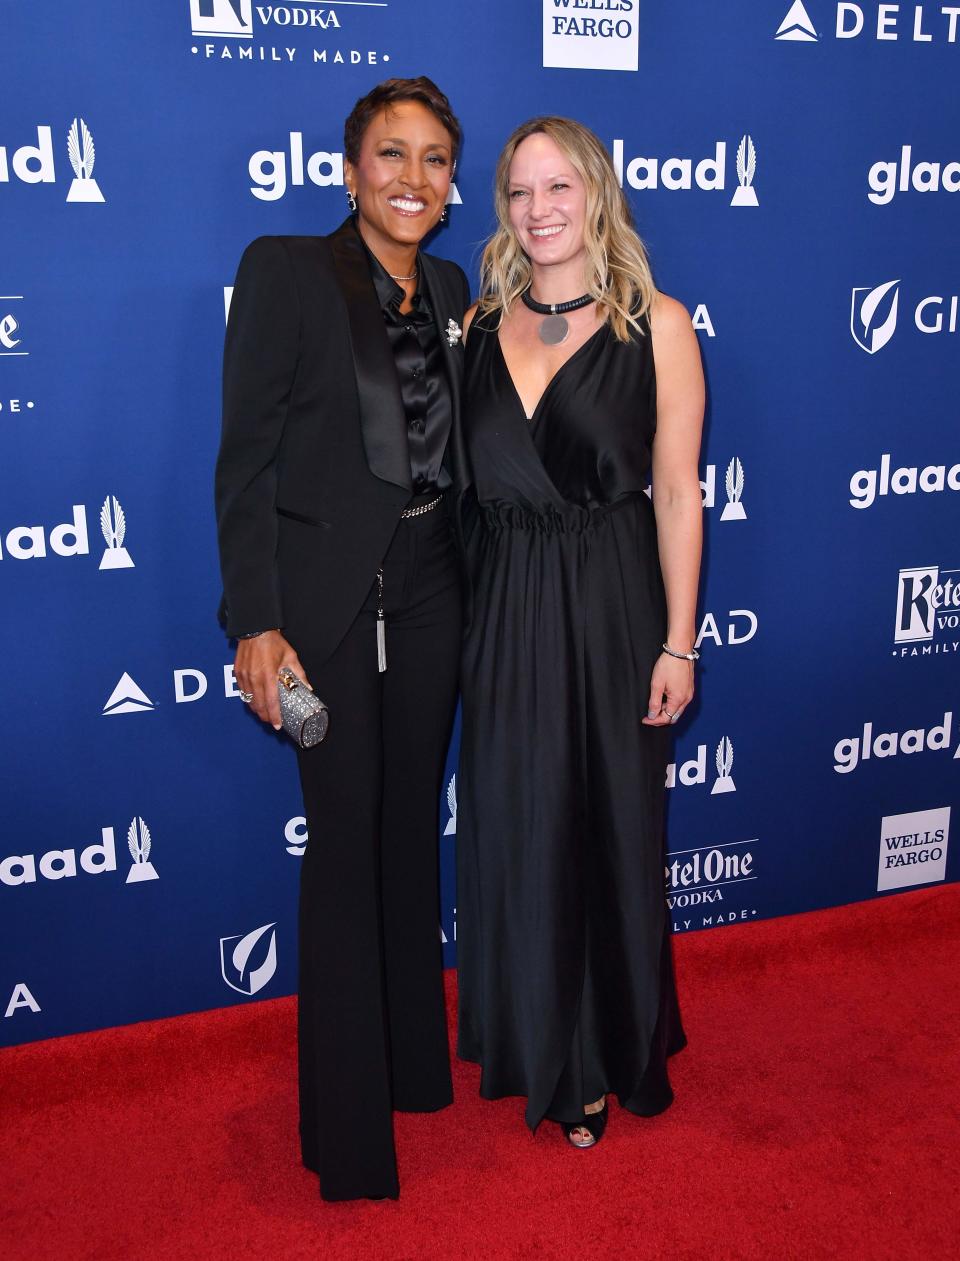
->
xmin=2 ymin=1 xmax=957 ymax=1044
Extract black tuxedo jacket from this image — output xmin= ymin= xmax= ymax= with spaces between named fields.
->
xmin=215 ymin=219 xmax=471 ymax=663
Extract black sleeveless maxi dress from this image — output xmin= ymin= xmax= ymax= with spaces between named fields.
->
xmin=456 ymin=309 xmax=686 ymax=1129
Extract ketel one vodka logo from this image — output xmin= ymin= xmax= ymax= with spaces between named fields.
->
xmin=220 ymin=922 xmax=278 ymax=996
xmin=851 ymin=279 xmax=900 ymax=353
xmin=190 ymin=0 xmax=253 ymax=39
xmin=894 ymin=565 xmax=960 ymax=654
xmin=99 ymin=496 xmax=134 ymax=569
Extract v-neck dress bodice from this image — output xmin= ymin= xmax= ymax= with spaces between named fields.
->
xmin=456 ymin=307 xmax=686 ymax=1132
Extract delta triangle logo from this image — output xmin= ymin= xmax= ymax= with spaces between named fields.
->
xmin=775 ymin=1 xmax=819 ymax=41
xmin=103 ymin=672 xmax=155 ymax=716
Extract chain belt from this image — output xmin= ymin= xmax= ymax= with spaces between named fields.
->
xmin=400 ymin=493 xmax=443 ymax=519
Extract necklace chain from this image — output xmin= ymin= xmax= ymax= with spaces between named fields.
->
xmin=389 ymin=268 xmax=418 ymax=282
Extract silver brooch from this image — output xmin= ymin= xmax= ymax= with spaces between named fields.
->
xmin=446 ymin=318 xmax=462 ymax=348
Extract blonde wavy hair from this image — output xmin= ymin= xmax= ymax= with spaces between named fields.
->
xmin=479 ymin=116 xmax=656 ymax=342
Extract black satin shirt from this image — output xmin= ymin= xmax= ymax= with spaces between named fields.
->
xmin=362 ymin=240 xmax=453 ymax=493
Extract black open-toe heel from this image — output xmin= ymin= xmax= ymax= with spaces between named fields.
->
xmin=561 ymin=1100 xmax=608 ymax=1149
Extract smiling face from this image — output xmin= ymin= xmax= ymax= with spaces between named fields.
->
xmin=507 ymin=132 xmax=589 ymax=280
xmin=344 ymin=101 xmax=454 ymax=262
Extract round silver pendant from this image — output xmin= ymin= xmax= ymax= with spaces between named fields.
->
xmin=538 ymin=314 xmax=569 ymax=346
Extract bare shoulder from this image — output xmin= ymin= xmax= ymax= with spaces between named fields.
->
xmin=649 ymin=292 xmax=694 ymax=341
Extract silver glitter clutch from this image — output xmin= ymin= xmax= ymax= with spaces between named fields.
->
xmin=277 ymin=668 xmax=329 ymax=749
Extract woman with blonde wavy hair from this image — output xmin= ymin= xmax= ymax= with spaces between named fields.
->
xmin=456 ymin=117 xmax=704 ymax=1148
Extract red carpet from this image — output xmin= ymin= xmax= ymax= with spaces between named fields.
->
xmin=3 ymin=886 xmax=958 ymax=1260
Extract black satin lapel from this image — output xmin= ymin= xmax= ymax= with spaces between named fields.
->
xmin=329 ymin=221 xmax=411 ymax=492
xmin=420 ymin=254 xmax=470 ymax=491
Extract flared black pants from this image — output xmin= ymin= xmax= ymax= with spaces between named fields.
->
xmin=293 ymin=505 xmax=460 ymax=1201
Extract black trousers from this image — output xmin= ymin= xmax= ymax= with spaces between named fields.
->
xmin=292 ymin=504 xmax=460 ymax=1201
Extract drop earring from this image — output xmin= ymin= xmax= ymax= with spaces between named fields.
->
xmin=440 ymin=205 xmax=448 ymax=224
xmin=346 ymin=190 xmax=357 ymax=213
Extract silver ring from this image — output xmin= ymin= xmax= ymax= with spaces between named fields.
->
xmin=239 ymin=690 xmax=254 ymax=703
xmin=670 ymin=711 xmax=680 ymax=724
xmin=663 ymin=709 xmax=675 ymax=719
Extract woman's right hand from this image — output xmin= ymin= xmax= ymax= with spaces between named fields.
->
xmin=234 ymin=631 xmax=312 ymax=730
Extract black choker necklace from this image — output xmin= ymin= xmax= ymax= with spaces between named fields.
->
xmin=521 ymin=288 xmax=593 ymax=345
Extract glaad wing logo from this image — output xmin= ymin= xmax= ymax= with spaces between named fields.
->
xmin=444 ymin=774 xmax=457 ymax=835
xmin=731 ymin=136 xmax=758 ymax=207
xmin=220 ymin=923 xmax=277 ymax=996
xmin=721 ymin=457 xmax=747 ymax=521
xmin=190 ymin=0 xmax=253 ymax=39
xmin=102 ymin=672 xmax=155 ymax=716
xmin=125 ymin=816 xmax=159 ymax=883
xmin=99 ymin=496 xmax=134 ymax=569
xmin=775 ymin=1 xmax=820 ymax=40
xmin=851 ymin=280 xmax=900 ymax=354
xmin=66 ymin=119 xmax=104 ymax=204
xmin=712 ymin=737 xmax=737 ymax=794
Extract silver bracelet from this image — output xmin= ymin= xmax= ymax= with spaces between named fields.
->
xmin=661 ymin=642 xmax=700 ymax=662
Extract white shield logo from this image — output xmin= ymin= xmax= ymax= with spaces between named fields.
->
xmin=220 ymin=923 xmax=277 ymax=995
xmin=851 ymin=280 xmax=900 ymax=354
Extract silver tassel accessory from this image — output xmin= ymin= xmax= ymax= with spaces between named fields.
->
xmin=376 ymin=568 xmax=387 ymax=673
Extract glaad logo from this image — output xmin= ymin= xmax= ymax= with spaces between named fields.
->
xmin=0 ymin=120 xmax=105 ymax=202
xmin=851 ymin=279 xmax=899 ymax=353
xmin=220 ymin=923 xmax=278 ymax=996
xmin=833 ymin=711 xmax=957 ymax=773
xmin=701 ymin=456 xmax=749 ymax=520
xmin=849 ymin=455 xmax=960 ymax=509
xmin=444 ymin=774 xmax=457 ymax=835
xmin=666 ymin=736 xmax=738 ymax=792
xmin=877 ymin=806 xmax=950 ymax=892
xmin=0 ymin=498 xmax=132 ymax=564
xmin=542 ymin=0 xmax=639 ymax=73
xmin=776 ymin=1 xmax=820 ymax=39
xmin=0 ymin=818 xmax=161 ymax=887
xmin=99 ymin=496 xmax=134 ymax=569
xmin=125 ymin=817 xmax=159 ymax=883
xmin=894 ymin=565 xmax=960 ymax=654
xmin=612 ymin=135 xmax=759 ymax=205
xmin=868 ymin=146 xmax=960 ymax=205
xmin=103 ymin=672 xmax=156 ymax=716
xmin=190 ymin=0 xmax=253 ymax=39
xmin=665 ymin=838 xmax=759 ymax=929
xmin=284 ymin=816 xmax=307 ymax=856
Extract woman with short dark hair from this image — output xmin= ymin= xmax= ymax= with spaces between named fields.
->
xmin=215 ymin=77 xmax=469 ymax=1202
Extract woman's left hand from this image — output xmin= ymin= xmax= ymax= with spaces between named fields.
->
xmin=642 ymin=652 xmax=695 ymax=727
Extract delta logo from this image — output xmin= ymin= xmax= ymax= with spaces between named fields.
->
xmin=776 ymin=3 xmax=960 ymax=43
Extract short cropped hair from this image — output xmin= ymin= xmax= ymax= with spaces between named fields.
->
xmin=343 ymin=76 xmax=462 ymax=164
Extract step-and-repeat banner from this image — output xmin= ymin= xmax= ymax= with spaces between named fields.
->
xmin=2 ymin=2 xmax=957 ymax=1044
